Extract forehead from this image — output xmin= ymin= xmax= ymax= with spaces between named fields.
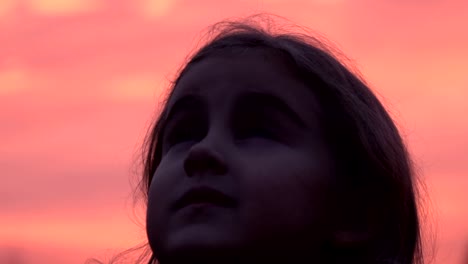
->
xmin=167 ymin=48 xmax=321 ymax=118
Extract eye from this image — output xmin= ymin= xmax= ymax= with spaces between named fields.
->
xmin=164 ymin=117 xmax=206 ymax=150
xmin=168 ymin=125 xmax=195 ymax=145
xmin=240 ymin=125 xmax=272 ymax=139
xmin=236 ymin=116 xmax=276 ymax=140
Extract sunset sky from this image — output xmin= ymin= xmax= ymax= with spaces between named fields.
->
xmin=1 ymin=0 xmax=467 ymax=263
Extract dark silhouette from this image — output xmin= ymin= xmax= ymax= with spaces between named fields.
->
xmin=93 ymin=14 xmax=425 ymax=264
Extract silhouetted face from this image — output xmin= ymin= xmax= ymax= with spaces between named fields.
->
xmin=147 ymin=48 xmax=336 ymax=264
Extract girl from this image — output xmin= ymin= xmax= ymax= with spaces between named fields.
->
xmin=137 ymin=16 xmax=423 ymax=264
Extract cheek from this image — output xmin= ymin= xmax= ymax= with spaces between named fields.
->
xmin=238 ymin=149 xmax=333 ymax=234
xmin=146 ymin=158 xmax=184 ymax=250
xmin=148 ymin=161 xmax=176 ymax=214
xmin=147 ymin=154 xmax=185 ymax=208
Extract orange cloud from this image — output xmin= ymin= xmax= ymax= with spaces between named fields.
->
xmin=0 ymin=67 xmax=28 ymax=95
xmin=0 ymin=0 xmax=15 ymax=18
xmin=139 ymin=0 xmax=174 ymax=18
xmin=27 ymin=0 xmax=101 ymax=15
xmin=108 ymin=73 xmax=165 ymax=100
xmin=1 ymin=210 xmax=141 ymax=249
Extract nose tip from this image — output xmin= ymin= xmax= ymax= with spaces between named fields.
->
xmin=184 ymin=145 xmax=227 ymax=177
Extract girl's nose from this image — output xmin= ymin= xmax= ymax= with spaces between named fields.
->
xmin=183 ymin=136 xmax=228 ymax=178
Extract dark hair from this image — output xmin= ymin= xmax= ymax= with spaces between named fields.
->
xmin=136 ymin=15 xmax=423 ymax=264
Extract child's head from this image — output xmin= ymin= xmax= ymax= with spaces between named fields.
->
xmin=141 ymin=18 xmax=422 ymax=264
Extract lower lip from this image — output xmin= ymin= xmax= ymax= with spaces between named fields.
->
xmin=180 ymin=202 xmax=230 ymax=211
xmin=185 ymin=202 xmax=217 ymax=208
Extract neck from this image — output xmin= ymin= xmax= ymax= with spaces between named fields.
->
xmin=156 ymin=252 xmax=320 ymax=264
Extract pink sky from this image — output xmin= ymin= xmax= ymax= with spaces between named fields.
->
xmin=1 ymin=0 xmax=467 ymax=263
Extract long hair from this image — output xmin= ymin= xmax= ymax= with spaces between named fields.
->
xmin=135 ymin=15 xmax=424 ymax=264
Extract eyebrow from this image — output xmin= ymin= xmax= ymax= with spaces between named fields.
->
xmin=164 ymin=94 xmax=205 ymax=122
xmin=237 ymin=92 xmax=307 ymax=128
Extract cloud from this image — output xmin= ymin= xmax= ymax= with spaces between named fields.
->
xmin=108 ymin=73 xmax=167 ymax=100
xmin=139 ymin=0 xmax=175 ymax=19
xmin=0 ymin=0 xmax=15 ymax=18
xmin=27 ymin=0 xmax=101 ymax=15
xmin=0 ymin=67 xmax=28 ymax=95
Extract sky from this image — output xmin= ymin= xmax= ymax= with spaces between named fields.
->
xmin=1 ymin=0 xmax=467 ymax=263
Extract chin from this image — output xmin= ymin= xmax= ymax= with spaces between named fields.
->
xmin=153 ymin=225 xmax=242 ymax=264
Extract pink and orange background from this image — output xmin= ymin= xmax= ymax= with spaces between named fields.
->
xmin=1 ymin=0 xmax=467 ymax=263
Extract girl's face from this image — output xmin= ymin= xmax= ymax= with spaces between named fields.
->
xmin=147 ymin=49 xmax=336 ymax=263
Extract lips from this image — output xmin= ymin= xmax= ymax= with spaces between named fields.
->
xmin=173 ymin=186 xmax=236 ymax=210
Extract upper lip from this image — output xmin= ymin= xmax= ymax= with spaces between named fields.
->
xmin=173 ymin=186 xmax=236 ymax=210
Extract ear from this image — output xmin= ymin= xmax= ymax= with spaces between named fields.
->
xmin=327 ymin=228 xmax=375 ymax=264
xmin=328 ymin=182 xmax=377 ymax=250
xmin=331 ymin=229 xmax=372 ymax=249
